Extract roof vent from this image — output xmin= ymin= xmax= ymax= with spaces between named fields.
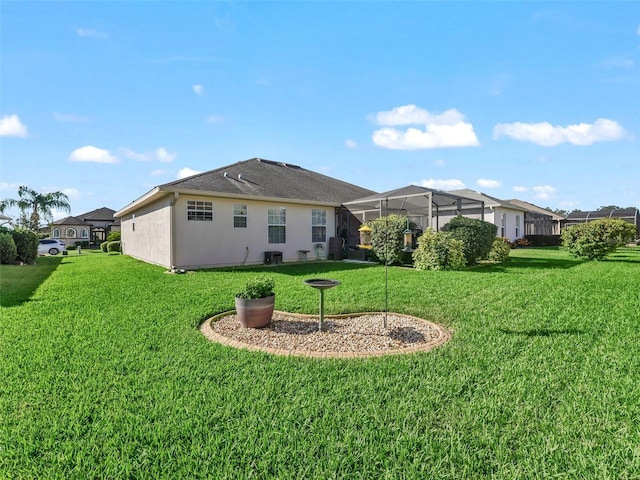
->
xmin=238 ymin=174 xmax=243 ymax=181
xmin=223 ymin=172 xmax=229 ymax=178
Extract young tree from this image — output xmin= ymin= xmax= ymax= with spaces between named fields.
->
xmin=0 ymin=186 xmax=70 ymax=231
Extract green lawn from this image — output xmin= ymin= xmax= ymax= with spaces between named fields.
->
xmin=1 ymin=248 xmax=639 ymax=479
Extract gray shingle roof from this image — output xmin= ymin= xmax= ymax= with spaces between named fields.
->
xmin=51 ymin=216 xmax=91 ymax=226
xmin=78 ymin=207 xmax=116 ymax=221
xmin=159 ymin=158 xmax=376 ymax=204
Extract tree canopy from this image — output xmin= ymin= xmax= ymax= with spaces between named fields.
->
xmin=0 ymin=186 xmax=71 ymax=231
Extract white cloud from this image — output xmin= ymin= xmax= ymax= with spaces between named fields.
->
xmin=559 ymin=200 xmax=580 ymax=210
xmin=54 ymin=113 xmax=89 ymax=123
xmin=371 ymin=105 xmax=480 ymax=150
xmin=120 ymin=147 xmax=176 ymax=162
xmin=418 ymin=178 xmax=466 ymax=190
xmin=156 ymin=147 xmax=176 ymax=163
xmin=61 ymin=188 xmax=81 ymax=199
xmin=121 ymin=148 xmax=152 ymax=162
xmin=75 ymin=27 xmax=109 ymax=39
xmin=493 ymin=118 xmax=627 ymax=146
xmin=345 ymin=139 xmax=358 ymax=149
xmin=532 ymin=185 xmax=556 ymax=200
xmin=0 ymin=114 xmax=28 ymax=138
xmin=434 ymin=159 xmax=445 ymax=167
xmin=477 ymin=179 xmax=501 ymax=188
xmin=193 ymin=84 xmax=204 ymax=95
xmin=598 ymin=56 xmax=635 ymax=69
xmin=0 ymin=182 xmax=21 ymax=191
xmin=206 ymin=114 xmax=225 ymax=124
xmin=68 ymin=145 xmax=118 ymax=164
xmin=177 ymin=167 xmax=202 ymax=179
xmin=513 ymin=186 xmax=528 ymax=192
xmin=150 ymin=169 xmax=169 ymax=177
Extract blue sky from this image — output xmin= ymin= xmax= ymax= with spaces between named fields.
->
xmin=1 ymin=1 xmax=639 ymax=221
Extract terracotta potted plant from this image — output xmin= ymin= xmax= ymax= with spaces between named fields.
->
xmin=235 ymin=276 xmax=275 ymax=328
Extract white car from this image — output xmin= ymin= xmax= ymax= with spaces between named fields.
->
xmin=38 ymin=239 xmax=66 ymax=255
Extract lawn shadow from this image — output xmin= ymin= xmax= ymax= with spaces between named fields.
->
xmin=1 ymin=256 xmax=62 ymax=307
xmin=213 ymin=260 xmax=380 ymax=276
xmin=498 ymin=327 xmax=584 ymax=337
xmin=468 ymin=255 xmax=583 ymax=273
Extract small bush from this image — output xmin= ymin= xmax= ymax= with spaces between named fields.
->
xmin=74 ymin=240 xmax=90 ymax=248
xmin=368 ymin=215 xmax=417 ymax=265
xmin=66 ymin=244 xmax=77 ymax=250
xmin=0 ymin=232 xmax=18 ymax=264
xmin=236 ymin=276 xmax=276 ymax=299
xmin=525 ymin=235 xmax=562 ymax=247
xmin=561 ymin=219 xmax=636 ymax=260
xmin=413 ymin=229 xmax=466 ymax=271
xmin=442 ymin=216 xmax=497 ymax=265
xmin=488 ymin=237 xmax=511 ymax=262
xmin=106 ymin=241 xmax=121 ymax=254
xmin=11 ymin=228 xmax=38 ymax=264
xmin=100 ymin=241 xmax=109 ymax=253
xmin=511 ymin=238 xmax=531 ymax=248
xmin=106 ymin=231 xmax=121 ymax=242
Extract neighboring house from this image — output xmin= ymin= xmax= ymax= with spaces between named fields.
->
xmin=114 ymin=158 xmax=375 ymax=269
xmin=51 ymin=207 xmax=118 ymax=245
xmin=448 ymin=189 xmax=528 ymax=241
xmin=507 ymin=199 xmax=565 ymax=236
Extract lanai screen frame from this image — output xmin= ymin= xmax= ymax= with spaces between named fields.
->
xmin=343 ymin=185 xmax=485 ymax=233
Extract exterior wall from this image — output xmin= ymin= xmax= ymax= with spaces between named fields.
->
xmin=52 ymin=224 xmax=91 ymax=245
xmin=120 ymin=197 xmax=172 ymax=268
xmin=171 ymin=195 xmax=336 ymax=269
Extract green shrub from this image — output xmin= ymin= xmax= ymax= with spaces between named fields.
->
xmin=561 ymin=219 xmax=636 ymax=260
xmin=66 ymin=244 xmax=77 ymax=250
xmin=235 ymin=276 xmax=275 ymax=299
xmin=442 ymin=216 xmax=497 ymax=265
xmin=368 ymin=215 xmax=417 ymax=265
xmin=11 ymin=228 xmax=38 ymax=264
xmin=413 ymin=229 xmax=466 ymax=271
xmin=0 ymin=232 xmax=18 ymax=264
xmin=488 ymin=237 xmax=511 ymax=262
xmin=511 ymin=238 xmax=531 ymax=248
xmin=106 ymin=231 xmax=121 ymax=242
xmin=100 ymin=241 xmax=109 ymax=253
xmin=74 ymin=240 xmax=90 ymax=248
xmin=106 ymin=241 xmax=121 ymax=254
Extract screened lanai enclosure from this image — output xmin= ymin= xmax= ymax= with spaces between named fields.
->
xmin=565 ymin=208 xmax=640 ymax=237
xmin=341 ymin=185 xmax=485 ymax=249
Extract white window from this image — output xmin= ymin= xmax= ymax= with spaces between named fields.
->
xmin=65 ymin=228 xmax=77 ymax=238
xmin=81 ymin=228 xmax=89 ymax=238
xmin=268 ymin=207 xmax=286 ymax=244
xmin=234 ymin=204 xmax=247 ymax=228
xmin=312 ymin=209 xmax=326 ymax=242
xmin=500 ymin=213 xmax=506 ymax=238
xmin=52 ymin=228 xmax=60 ymax=238
xmin=515 ymin=215 xmax=520 ymax=238
xmin=187 ymin=200 xmax=213 ymax=221
xmin=132 ymin=214 xmax=135 ymax=232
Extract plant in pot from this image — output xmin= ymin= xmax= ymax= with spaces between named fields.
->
xmin=235 ymin=275 xmax=276 ymax=328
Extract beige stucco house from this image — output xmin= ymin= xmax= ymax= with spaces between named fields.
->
xmin=114 ymin=158 xmax=374 ymax=269
xmin=51 ymin=207 xmax=119 ymax=246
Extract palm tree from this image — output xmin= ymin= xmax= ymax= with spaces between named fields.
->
xmin=0 ymin=186 xmax=71 ymax=231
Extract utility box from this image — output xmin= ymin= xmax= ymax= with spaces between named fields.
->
xmin=264 ymin=251 xmax=283 ymax=265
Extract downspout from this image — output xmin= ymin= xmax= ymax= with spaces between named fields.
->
xmin=170 ymin=192 xmax=179 ymax=269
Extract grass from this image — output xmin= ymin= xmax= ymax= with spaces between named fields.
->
xmin=1 ymin=247 xmax=639 ymax=478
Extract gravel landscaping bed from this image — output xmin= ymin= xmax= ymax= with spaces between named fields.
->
xmin=201 ymin=311 xmax=451 ymax=358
